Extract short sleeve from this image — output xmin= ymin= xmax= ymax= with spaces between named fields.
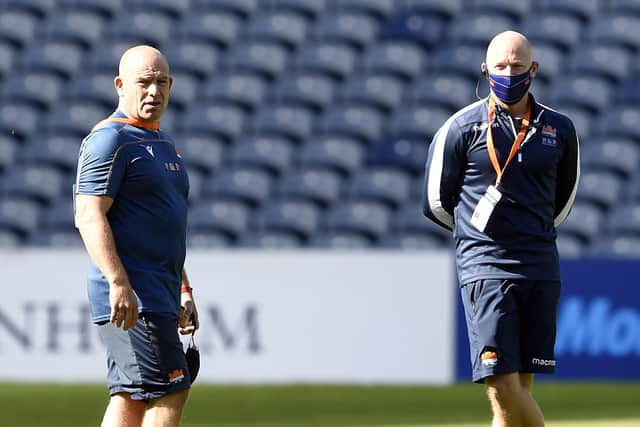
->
xmin=75 ymin=128 xmax=127 ymax=197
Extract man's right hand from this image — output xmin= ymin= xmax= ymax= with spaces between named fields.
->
xmin=109 ymin=282 xmax=139 ymax=331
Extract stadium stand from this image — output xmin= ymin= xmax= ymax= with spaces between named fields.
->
xmin=0 ymin=0 xmax=638 ymax=257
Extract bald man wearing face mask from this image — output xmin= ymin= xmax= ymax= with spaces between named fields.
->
xmin=74 ymin=45 xmax=198 ymax=427
xmin=423 ymin=31 xmax=580 ymax=426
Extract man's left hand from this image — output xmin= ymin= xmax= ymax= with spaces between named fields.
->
xmin=179 ymin=293 xmax=199 ymax=335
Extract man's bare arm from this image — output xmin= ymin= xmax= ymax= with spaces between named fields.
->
xmin=75 ymin=194 xmax=138 ymax=330
xmin=179 ymin=267 xmax=199 ymax=335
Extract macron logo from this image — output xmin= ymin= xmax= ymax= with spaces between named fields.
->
xmin=145 ymin=145 xmax=154 ymax=157
xmin=532 ymin=358 xmax=556 ymax=367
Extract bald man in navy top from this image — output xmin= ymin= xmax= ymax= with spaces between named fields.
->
xmin=75 ymin=45 xmax=198 ymax=427
xmin=424 ymin=31 xmax=579 ymax=426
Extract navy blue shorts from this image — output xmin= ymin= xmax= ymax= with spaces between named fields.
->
xmin=97 ymin=313 xmax=191 ymax=401
xmin=460 ymin=279 xmax=560 ymax=383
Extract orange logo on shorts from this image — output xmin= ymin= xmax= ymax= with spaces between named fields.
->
xmin=168 ymin=369 xmax=185 ymax=383
xmin=481 ymin=351 xmax=498 ymax=367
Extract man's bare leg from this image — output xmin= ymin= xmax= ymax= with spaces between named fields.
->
xmin=141 ymin=389 xmax=189 ymax=427
xmin=485 ymin=373 xmax=544 ymax=427
xmin=101 ymin=393 xmax=146 ymax=427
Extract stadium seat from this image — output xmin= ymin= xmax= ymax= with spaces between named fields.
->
xmin=294 ymin=42 xmax=359 ymax=81
xmin=58 ymin=0 xmax=123 ymax=17
xmin=203 ymin=72 xmax=268 ymax=112
xmin=467 ymin=0 xmax=532 ymax=20
xmin=237 ymin=230 xmax=303 ymax=249
xmin=607 ymin=202 xmax=640 ymax=237
xmin=0 ymin=10 xmax=39 ymax=47
xmin=191 ymin=0 xmax=258 ymax=18
xmin=333 ymin=0 xmax=395 ymax=20
xmin=187 ymin=230 xmax=232 ymax=248
xmin=159 ymin=106 xmax=180 ymax=134
xmin=0 ymin=102 xmax=40 ymax=140
xmin=447 ymin=13 xmax=515 ymax=45
xmin=0 ymin=135 xmax=18 ymax=173
xmin=1 ymin=70 xmax=64 ymax=109
xmin=539 ymin=0 xmax=600 ymax=22
xmin=2 ymin=164 xmax=66 ymax=204
xmin=379 ymin=12 xmax=446 ymax=48
xmin=0 ymin=40 xmax=15 ymax=78
xmin=581 ymin=139 xmax=639 ymax=178
xmin=403 ymin=0 xmax=463 ymax=19
xmin=41 ymin=199 xmax=75 ymax=231
xmin=180 ymin=101 xmax=247 ymax=142
xmin=38 ymin=11 xmax=105 ymax=48
xmin=88 ymin=40 xmax=137 ymax=74
xmin=252 ymin=104 xmax=315 ymax=143
xmin=164 ymin=42 xmax=220 ymax=79
xmin=614 ymin=78 xmax=640 ymax=106
xmin=188 ymin=199 xmax=251 ymax=239
xmin=312 ymin=12 xmax=379 ymax=50
xmin=609 ymin=0 xmax=640 ymax=15
xmin=0 ymin=229 xmax=20 ymax=247
xmin=243 ymin=12 xmax=309 ymax=50
xmin=318 ymin=104 xmax=384 ymax=145
xmin=347 ymin=168 xmax=412 ymax=208
xmin=557 ymin=202 xmax=604 ymax=243
xmin=184 ymin=167 xmax=204 ymax=202
xmin=379 ymin=233 xmax=446 ymax=250
xmin=392 ymin=201 xmax=451 ymax=243
xmin=411 ymin=174 xmax=426 ymax=200
xmin=174 ymin=133 xmax=226 ymax=174
xmin=554 ymin=105 xmax=593 ymax=139
xmin=591 ymin=235 xmax=640 ymax=258
xmin=269 ymin=72 xmax=336 ymax=111
xmin=0 ymin=197 xmax=41 ymax=237
xmin=166 ymin=71 xmax=199 ymax=111
xmin=268 ymin=0 xmax=328 ymax=19
xmin=1 ymin=0 xmax=54 ymax=17
xmin=577 ymin=171 xmax=625 ymax=210
xmin=325 ymin=200 xmax=392 ymax=241
xmin=277 ymin=167 xmax=344 ymax=207
xmin=308 ymin=231 xmax=373 ymax=249
xmin=340 ymin=74 xmax=405 ymax=113
xmin=228 ymin=135 xmax=295 ymax=176
xmin=410 ymin=75 xmax=474 ymax=111
xmin=549 ymin=76 xmax=612 ymax=113
xmin=109 ymin=11 xmax=173 ymax=48
xmin=588 ymin=15 xmax=640 ymax=52
xmin=175 ymin=11 xmax=241 ymax=49
xmin=255 ymin=200 xmax=320 ymax=240
xmin=387 ymin=105 xmax=452 ymax=141
xmin=522 ymin=14 xmax=583 ymax=52
xmin=555 ymin=232 xmax=587 ymax=257
xmin=225 ymin=41 xmax=290 ymax=80
xmin=430 ymin=44 xmax=486 ymax=80
xmin=26 ymin=230 xmax=84 ymax=247
xmin=570 ymin=44 xmax=632 ymax=83
xmin=203 ymin=166 xmax=273 ymax=207
xmin=298 ymin=136 xmax=366 ymax=177
xmin=531 ymin=43 xmax=563 ymax=85
xmin=130 ymin=0 xmax=190 ymax=18
xmin=44 ymin=101 xmax=111 ymax=137
xmin=23 ymin=133 xmax=81 ymax=172
xmin=597 ymin=107 xmax=640 ymax=141
xmin=67 ymin=72 xmax=118 ymax=108
xmin=361 ymin=41 xmax=426 ymax=81
xmin=366 ymin=139 xmax=427 ymax=175
xmin=20 ymin=40 xmax=84 ymax=78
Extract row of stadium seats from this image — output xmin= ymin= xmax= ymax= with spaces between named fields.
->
xmin=1 ymin=0 xmax=640 ymax=256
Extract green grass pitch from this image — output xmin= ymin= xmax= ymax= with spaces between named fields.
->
xmin=2 ymin=383 xmax=639 ymax=426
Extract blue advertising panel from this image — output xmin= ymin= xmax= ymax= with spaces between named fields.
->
xmin=456 ymin=259 xmax=640 ymax=381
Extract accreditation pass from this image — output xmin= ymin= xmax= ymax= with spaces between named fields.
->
xmin=470 ymin=184 xmax=502 ymax=232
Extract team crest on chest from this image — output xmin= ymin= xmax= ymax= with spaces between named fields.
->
xmin=541 ymin=125 xmax=557 ymax=146
xmin=164 ymin=162 xmax=181 ymax=172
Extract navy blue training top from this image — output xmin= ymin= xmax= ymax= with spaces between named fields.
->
xmin=423 ymin=95 xmax=580 ymax=285
xmin=75 ymin=111 xmax=189 ymax=323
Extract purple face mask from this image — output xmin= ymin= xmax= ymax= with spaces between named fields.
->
xmin=488 ymin=65 xmax=534 ymax=104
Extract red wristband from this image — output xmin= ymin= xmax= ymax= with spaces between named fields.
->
xmin=181 ymin=284 xmax=193 ymax=294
